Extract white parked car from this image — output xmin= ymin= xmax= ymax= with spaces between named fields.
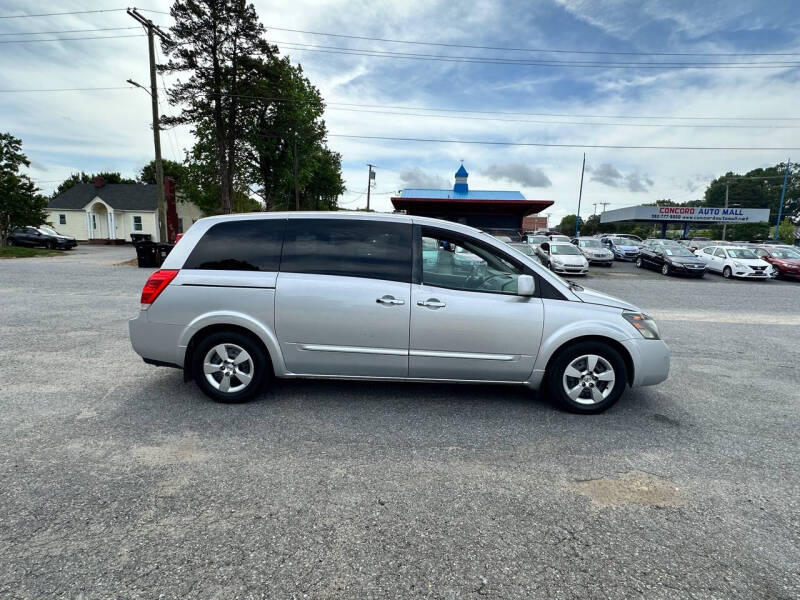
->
xmin=536 ymin=241 xmax=589 ymax=276
xmin=695 ymin=245 xmax=775 ymax=279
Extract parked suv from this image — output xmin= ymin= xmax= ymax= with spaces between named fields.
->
xmin=129 ymin=213 xmax=669 ymax=413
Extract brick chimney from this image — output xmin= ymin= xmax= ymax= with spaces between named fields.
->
xmin=93 ymin=176 xmax=106 ymax=188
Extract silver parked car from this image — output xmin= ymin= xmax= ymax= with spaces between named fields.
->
xmin=571 ymin=237 xmax=614 ymax=266
xmin=535 ymin=241 xmax=590 ymax=276
xmin=129 ymin=213 xmax=669 ymax=413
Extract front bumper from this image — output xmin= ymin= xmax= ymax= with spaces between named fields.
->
xmin=614 ymin=251 xmax=639 ymax=261
xmin=622 ymin=337 xmax=670 ymax=387
xmin=587 ymin=255 xmax=614 ymax=265
xmin=551 ymin=263 xmax=589 ymax=276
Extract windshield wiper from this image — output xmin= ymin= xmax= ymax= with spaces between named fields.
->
xmin=566 ymin=279 xmax=584 ymax=291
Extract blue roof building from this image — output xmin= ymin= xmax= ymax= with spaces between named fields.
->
xmin=391 ymin=164 xmax=553 ymax=232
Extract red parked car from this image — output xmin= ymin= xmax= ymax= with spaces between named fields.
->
xmin=754 ymin=246 xmax=800 ymax=279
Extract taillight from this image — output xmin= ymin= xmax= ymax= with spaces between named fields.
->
xmin=140 ymin=269 xmax=179 ymax=308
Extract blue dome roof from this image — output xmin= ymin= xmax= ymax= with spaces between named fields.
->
xmin=455 ymin=164 xmax=468 ymax=177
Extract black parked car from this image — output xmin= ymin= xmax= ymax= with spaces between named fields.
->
xmin=636 ymin=244 xmax=706 ymax=277
xmin=6 ymin=226 xmax=77 ymax=250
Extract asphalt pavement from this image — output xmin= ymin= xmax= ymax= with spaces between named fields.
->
xmin=1 ymin=246 xmax=798 ymax=599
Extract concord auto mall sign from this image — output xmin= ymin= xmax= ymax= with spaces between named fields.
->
xmin=600 ymin=205 xmax=771 ymax=224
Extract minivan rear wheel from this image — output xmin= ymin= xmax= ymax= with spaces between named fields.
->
xmin=546 ymin=342 xmax=628 ymax=414
xmin=192 ymin=331 xmax=268 ymax=403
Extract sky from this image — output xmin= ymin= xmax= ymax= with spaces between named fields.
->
xmin=2 ymin=0 xmax=800 ymax=225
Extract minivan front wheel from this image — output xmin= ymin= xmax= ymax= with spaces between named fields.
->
xmin=547 ymin=342 xmax=628 ymax=414
xmin=192 ymin=331 xmax=268 ymax=403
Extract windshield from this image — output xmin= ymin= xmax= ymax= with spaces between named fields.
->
xmin=771 ymin=249 xmax=800 ymax=259
xmin=510 ymin=244 xmax=535 ymax=256
xmin=578 ymin=239 xmax=601 ymax=248
xmin=550 ymin=235 xmax=570 ymax=242
xmin=726 ymin=248 xmax=758 ymax=259
xmin=663 ymin=248 xmax=695 ymax=257
xmin=527 ymin=235 xmax=549 ymax=244
xmin=38 ymin=226 xmax=59 ymax=235
xmin=550 ymin=244 xmax=581 ymax=255
xmin=609 ymin=238 xmax=633 ymax=246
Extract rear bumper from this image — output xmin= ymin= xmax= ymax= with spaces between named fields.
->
xmin=129 ymin=311 xmax=187 ymax=367
xmin=622 ymin=338 xmax=670 ymax=387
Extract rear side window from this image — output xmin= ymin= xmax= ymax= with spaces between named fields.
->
xmin=281 ymin=219 xmax=411 ymax=282
xmin=184 ymin=219 xmax=286 ymax=271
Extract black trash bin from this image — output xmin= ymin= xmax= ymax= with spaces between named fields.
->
xmin=134 ymin=241 xmax=157 ymax=268
xmin=155 ymin=243 xmax=175 ymax=267
xmin=130 ymin=233 xmax=152 ymax=244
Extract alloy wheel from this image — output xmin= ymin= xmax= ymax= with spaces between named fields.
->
xmin=203 ymin=343 xmax=254 ymax=393
xmin=562 ymin=354 xmax=616 ymax=405
xmin=661 ymin=263 xmax=669 ymax=275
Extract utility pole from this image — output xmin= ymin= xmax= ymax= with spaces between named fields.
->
xmin=592 ymin=203 xmax=598 ymax=216
xmin=128 ymin=8 xmax=170 ymax=242
xmin=721 ymin=180 xmax=730 ymax=241
xmin=366 ymin=164 xmax=375 ymax=211
xmin=293 ymin=137 xmax=300 ymax=210
xmin=599 ymin=202 xmax=610 ymax=213
xmin=774 ymin=159 xmax=791 ymax=240
xmin=575 ymin=153 xmax=585 ymax=238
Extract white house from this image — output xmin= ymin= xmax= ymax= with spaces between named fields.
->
xmin=46 ymin=178 xmax=203 ymax=242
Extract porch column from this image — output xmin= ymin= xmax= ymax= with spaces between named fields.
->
xmin=86 ymin=210 xmax=92 ymax=240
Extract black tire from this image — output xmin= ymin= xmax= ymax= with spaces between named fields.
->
xmin=191 ymin=330 xmax=270 ymax=403
xmin=635 ymin=257 xmax=643 ymax=268
xmin=47 ymin=241 xmax=57 ymax=250
xmin=546 ymin=341 xmax=628 ymax=414
xmin=661 ymin=263 xmax=670 ymax=276
xmin=722 ymin=266 xmax=732 ymax=279
xmin=7 ymin=238 xmax=15 ymax=247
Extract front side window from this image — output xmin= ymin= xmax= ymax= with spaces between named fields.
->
xmin=133 ymin=216 xmax=143 ymax=231
xmin=703 ymin=247 xmax=715 ymax=255
xmin=59 ymin=214 xmax=66 ymax=225
xmin=281 ymin=219 xmax=411 ymax=282
xmin=184 ymin=218 xmax=286 ymax=271
xmin=421 ymin=229 xmax=523 ymax=294
xmin=714 ymin=248 xmax=726 ymax=258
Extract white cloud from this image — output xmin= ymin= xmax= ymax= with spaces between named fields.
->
xmin=482 ymin=163 xmax=552 ymax=187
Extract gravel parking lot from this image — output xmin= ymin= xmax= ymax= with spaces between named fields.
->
xmin=1 ymin=245 xmax=798 ymax=599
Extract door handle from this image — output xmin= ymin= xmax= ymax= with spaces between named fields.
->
xmin=417 ymin=299 xmax=446 ymax=308
xmin=376 ymin=295 xmax=405 ymax=305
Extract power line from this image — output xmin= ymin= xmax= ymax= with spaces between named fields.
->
xmin=4 ymin=86 xmax=800 ymax=126
xmin=272 ymin=41 xmax=800 ymax=69
xmin=0 ymin=34 xmax=144 ymax=44
xmin=0 ymin=8 xmax=127 ymax=19
xmin=265 ymin=25 xmax=800 ymax=58
xmin=0 ymin=26 xmax=139 ymax=36
xmin=325 ymin=106 xmax=800 ymax=129
xmin=328 ymin=133 xmax=800 ymax=151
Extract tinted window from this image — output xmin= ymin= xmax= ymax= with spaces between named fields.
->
xmin=281 ymin=219 xmax=411 ymax=282
xmin=184 ymin=219 xmax=286 ymax=271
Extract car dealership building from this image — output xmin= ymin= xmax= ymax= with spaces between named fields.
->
xmin=391 ymin=164 xmax=553 ymax=233
xmin=600 ymin=205 xmax=771 ymax=238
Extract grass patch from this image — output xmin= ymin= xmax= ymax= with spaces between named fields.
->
xmin=0 ymin=246 xmax=62 ymax=259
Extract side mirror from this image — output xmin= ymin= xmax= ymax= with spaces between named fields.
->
xmin=517 ymin=274 xmax=535 ymax=296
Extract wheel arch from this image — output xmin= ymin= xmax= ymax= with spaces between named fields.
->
xmin=543 ymin=335 xmax=635 ymax=387
xmin=180 ymin=316 xmax=284 ymax=381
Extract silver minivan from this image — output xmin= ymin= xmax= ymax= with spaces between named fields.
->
xmin=129 ymin=212 xmax=669 ymax=413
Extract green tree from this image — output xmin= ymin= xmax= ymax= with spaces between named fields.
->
xmin=138 ymin=159 xmax=188 ymax=188
xmin=161 ymin=0 xmax=277 ymax=214
xmin=54 ymin=171 xmax=135 ymax=196
xmin=0 ymin=133 xmax=48 ymax=245
xmin=557 ymin=214 xmax=577 ymax=235
xmin=240 ymin=57 xmax=344 ymax=210
xmin=777 ymin=218 xmax=796 ymax=244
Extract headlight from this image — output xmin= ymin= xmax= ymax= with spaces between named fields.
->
xmin=551 ymin=257 xmax=563 ymax=264
xmin=622 ymin=312 xmax=661 ymax=340
xmin=733 ymin=262 xmax=745 ymax=269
